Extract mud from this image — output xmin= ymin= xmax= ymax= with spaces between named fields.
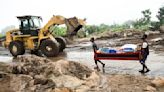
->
xmin=0 ymin=31 xmax=164 ymax=92
xmin=0 ymin=55 xmax=110 ymax=92
xmin=1 ymin=55 xmax=164 ymax=92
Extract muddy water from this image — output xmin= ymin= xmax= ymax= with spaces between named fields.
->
xmin=50 ymin=41 xmax=164 ymax=77
xmin=51 ymin=50 xmax=164 ymax=77
xmin=0 ymin=56 xmax=13 ymax=63
xmin=1 ymin=41 xmax=164 ymax=77
xmin=0 ymin=47 xmax=13 ymax=63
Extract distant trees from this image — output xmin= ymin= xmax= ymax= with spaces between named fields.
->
xmin=157 ymin=6 xmax=164 ymax=25
xmin=50 ymin=26 xmax=67 ymax=36
xmin=0 ymin=25 xmax=15 ymax=36
xmin=84 ymin=24 xmax=110 ymax=34
xmin=50 ymin=25 xmax=87 ymax=38
xmin=1 ymin=6 xmax=161 ymax=38
xmin=133 ymin=9 xmax=152 ymax=31
xmin=0 ymin=34 xmax=3 ymax=38
xmin=131 ymin=6 xmax=164 ymax=31
xmin=149 ymin=6 xmax=164 ymax=31
xmin=142 ymin=9 xmax=151 ymax=25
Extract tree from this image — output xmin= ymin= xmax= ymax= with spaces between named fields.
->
xmin=99 ymin=24 xmax=110 ymax=32
xmin=150 ymin=6 xmax=164 ymax=31
xmin=157 ymin=6 xmax=164 ymax=25
xmin=50 ymin=26 xmax=67 ymax=36
xmin=132 ymin=9 xmax=152 ymax=31
xmin=141 ymin=9 xmax=151 ymax=25
xmin=85 ymin=25 xmax=100 ymax=34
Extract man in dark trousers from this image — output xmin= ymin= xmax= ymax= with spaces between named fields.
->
xmin=139 ymin=34 xmax=150 ymax=73
xmin=90 ymin=37 xmax=105 ymax=73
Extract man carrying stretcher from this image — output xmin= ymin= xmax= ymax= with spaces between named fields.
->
xmin=90 ymin=37 xmax=105 ymax=73
xmin=139 ymin=34 xmax=150 ymax=73
xmin=90 ymin=34 xmax=150 ymax=74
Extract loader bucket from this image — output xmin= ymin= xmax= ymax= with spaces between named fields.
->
xmin=70 ymin=25 xmax=83 ymax=35
xmin=65 ymin=17 xmax=85 ymax=36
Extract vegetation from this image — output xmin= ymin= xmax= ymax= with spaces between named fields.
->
xmin=85 ymin=24 xmax=130 ymax=34
xmin=132 ymin=9 xmax=152 ymax=31
xmin=157 ymin=6 xmax=164 ymax=25
xmin=151 ymin=6 xmax=164 ymax=31
xmin=0 ymin=34 xmax=3 ymax=38
xmin=46 ymin=6 xmax=164 ymax=37
xmin=50 ymin=26 xmax=67 ymax=36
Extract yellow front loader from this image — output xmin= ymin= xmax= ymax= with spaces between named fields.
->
xmin=3 ymin=15 xmax=86 ymax=57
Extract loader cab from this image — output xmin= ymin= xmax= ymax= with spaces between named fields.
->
xmin=17 ymin=15 xmax=42 ymax=36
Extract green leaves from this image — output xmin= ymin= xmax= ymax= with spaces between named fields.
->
xmin=157 ymin=6 xmax=164 ymax=25
xmin=50 ymin=26 xmax=67 ymax=36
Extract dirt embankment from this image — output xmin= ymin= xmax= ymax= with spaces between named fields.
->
xmin=0 ymin=30 xmax=164 ymax=92
xmin=77 ymin=30 xmax=164 ymax=52
xmin=0 ymin=55 xmax=110 ymax=92
xmin=0 ymin=55 xmax=164 ymax=92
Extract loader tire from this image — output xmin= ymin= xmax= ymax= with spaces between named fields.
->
xmin=40 ymin=39 xmax=59 ymax=57
xmin=55 ymin=37 xmax=66 ymax=52
xmin=9 ymin=41 xmax=25 ymax=57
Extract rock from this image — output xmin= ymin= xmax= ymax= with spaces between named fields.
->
xmin=50 ymin=75 xmax=84 ymax=89
xmin=0 ymin=72 xmax=8 ymax=79
xmin=0 ymin=55 xmax=110 ymax=92
xmin=53 ymin=60 xmax=93 ymax=79
xmin=84 ymin=72 xmax=100 ymax=87
xmin=51 ymin=87 xmax=72 ymax=92
xmin=0 ymin=74 xmax=33 ymax=92
xmin=74 ymin=72 xmax=100 ymax=92
xmin=151 ymin=37 xmax=163 ymax=42
xmin=15 ymin=55 xmax=51 ymax=68
xmin=144 ymin=85 xmax=156 ymax=91
xmin=34 ymin=75 xmax=49 ymax=85
xmin=153 ymin=45 xmax=164 ymax=51
xmin=151 ymin=77 xmax=164 ymax=87
xmin=75 ymin=85 xmax=90 ymax=92
xmin=145 ymin=31 xmax=160 ymax=36
xmin=0 ymin=62 xmax=13 ymax=73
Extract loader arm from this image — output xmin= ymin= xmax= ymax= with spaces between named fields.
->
xmin=38 ymin=15 xmax=86 ymax=39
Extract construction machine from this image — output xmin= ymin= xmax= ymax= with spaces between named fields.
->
xmin=3 ymin=15 xmax=86 ymax=57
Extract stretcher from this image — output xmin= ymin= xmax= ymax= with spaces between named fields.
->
xmin=94 ymin=51 xmax=141 ymax=60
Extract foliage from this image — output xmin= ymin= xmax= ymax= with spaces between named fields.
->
xmin=77 ymin=30 xmax=86 ymax=38
xmin=141 ymin=9 xmax=151 ymax=24
xmin=133 ymin=9 xmax=152 ymax=31
xmin=0 ymin=34 xmax=3 ymax=38
xmin=109 ymin=24 xmax=129 ymax=32
xmin=150 ymin=21 xmax=160 ymax=31
xmin=85 ymin=25 xmax=100 ymax=34
xmin=50 ymin=26 xmax=67 ymax=36
xmin=85 ymin=24 xmax=111 ymax=34
xmin=84 ymin=23 xmax=131 ymax=35
xmin=157 ymin=6 xmax=164 ymax=25
xmin=150 ymin=6 xmax=164 ymax=31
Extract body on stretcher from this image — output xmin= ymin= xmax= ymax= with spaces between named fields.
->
xmin=94 ymin=51 xmax=141 ymax=60
xmin=94 ymin=44 xmax=142 ymax=60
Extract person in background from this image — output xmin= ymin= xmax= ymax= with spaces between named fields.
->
xmin=139 ymin=34 xmax=150 ymax=73
xmin=90 ymin=37 xmax=105 ymax=73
